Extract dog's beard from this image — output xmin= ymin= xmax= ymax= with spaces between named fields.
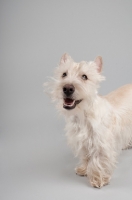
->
xmin=63 ymin=98 xmax=82 ymax=110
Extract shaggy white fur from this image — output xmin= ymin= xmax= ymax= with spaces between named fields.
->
xmin=45 ymin=53 xmax=132 ymax=188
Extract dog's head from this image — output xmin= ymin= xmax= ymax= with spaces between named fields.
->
xmin=45 ymin=53 xmax=105 ymax=113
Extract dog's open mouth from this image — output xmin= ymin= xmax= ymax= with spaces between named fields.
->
xmin=63 ymin=98 xmax=82 ymax=110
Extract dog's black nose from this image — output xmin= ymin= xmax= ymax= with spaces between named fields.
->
xmin=63 ymin=84 xmax=75 ymax=96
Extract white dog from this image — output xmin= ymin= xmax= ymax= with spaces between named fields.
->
xmin=45 ymin=53 xmax=132 ymax=188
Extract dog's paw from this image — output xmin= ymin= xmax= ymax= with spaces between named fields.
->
xmin=90 ymin=177 xmax=110 ymax=188
xmin=75 ymin=165 xmax=87 ymax=176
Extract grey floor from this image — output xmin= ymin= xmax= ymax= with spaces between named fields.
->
xmin=1 ymin=1 xmax=132 ymax=199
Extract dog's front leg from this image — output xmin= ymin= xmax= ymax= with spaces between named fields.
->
xmin=75 ymin=158 xmax=88 ymax=176
xmin=87 ymin=151 xmax=116 ymax=188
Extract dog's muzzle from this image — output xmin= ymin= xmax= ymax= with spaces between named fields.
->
xmin=63 ymin=84 xmax=82 ymax=110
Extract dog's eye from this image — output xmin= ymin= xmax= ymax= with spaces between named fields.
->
xmin=82 ymin=74 xmax=88 ymax=80
xmin=62 ymin=72 xmax=67 ymax=78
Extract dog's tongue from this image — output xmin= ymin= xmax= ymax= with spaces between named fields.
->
xmin=65 ymin=98 xmax=74 ymax=105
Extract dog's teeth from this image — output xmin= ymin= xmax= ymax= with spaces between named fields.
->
xmin=64 ymin=100 xmax=75 ymax=107
xmin=70 ymin=100 xmax=75 ymax=106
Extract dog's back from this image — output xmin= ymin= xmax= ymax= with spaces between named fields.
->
xmin=104 ymin=84 xmax=132 ymax=110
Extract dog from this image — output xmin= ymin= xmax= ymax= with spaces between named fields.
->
xmin=45 ymin=53 xmax=132 ymax=188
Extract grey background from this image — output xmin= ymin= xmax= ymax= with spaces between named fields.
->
xmin=1 ymin=0 xmax=132 ymax=199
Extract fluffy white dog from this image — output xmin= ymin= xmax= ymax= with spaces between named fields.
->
xmin=45 ymin=53 xmax=132 ymax=188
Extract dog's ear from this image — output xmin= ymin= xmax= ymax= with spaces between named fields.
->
xmin=94 ymin=56 xmax=103 ymax=73
xmin=60 ymin=53 xmax=72 ymax=64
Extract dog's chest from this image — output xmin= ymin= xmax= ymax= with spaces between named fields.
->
xmin=65 ymin=115 xmax=95 ymax=156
